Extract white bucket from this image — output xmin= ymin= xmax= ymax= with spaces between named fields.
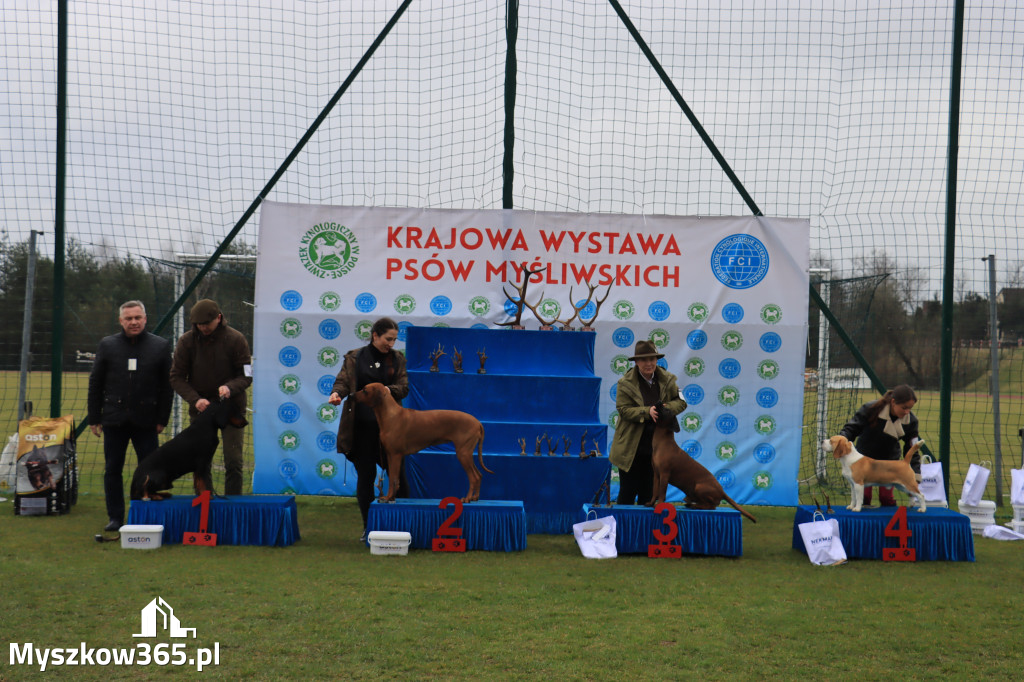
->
xmin=368 ymin=530 xmax=411 ymax=556
xmin=120 ymin=525 xmax=164 ymax=550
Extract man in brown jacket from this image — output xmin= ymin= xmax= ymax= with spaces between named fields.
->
xmin=169 ymin=299 xmax=252 ymax=495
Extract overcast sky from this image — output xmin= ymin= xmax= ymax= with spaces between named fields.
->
xmin=2 ymin=1 xmax=1022 ymax=298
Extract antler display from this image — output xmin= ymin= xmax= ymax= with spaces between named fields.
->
xmin=495 ymin=264 xmax=545 ymax=328
xmin=580 ymin=284 xmax=611 ymax=329
xmin=556 ymin=283 xmax=598 ymax=330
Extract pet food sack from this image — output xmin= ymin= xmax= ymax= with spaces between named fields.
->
xmin=1011 ymin=468 xmax=1024 ymax=506
xmin=14 ymin=415 xmax=77 ymax=516
xmin=573 ymin=514 xmax=617 ymax=559
xmin=918 ymin=454 xmax=947 ymax=505
xmin=960 ymin=461 xmax=991 ymax=507
xmin=797 ymin=511 xmax=847 ymax=566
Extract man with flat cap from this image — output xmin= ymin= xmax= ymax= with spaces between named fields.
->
xmin=169 ymin=299 xmax=252 ymax=495
xmin=609 ymin=340 xmax=686 ymax=505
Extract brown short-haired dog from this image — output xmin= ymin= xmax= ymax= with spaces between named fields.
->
xmin=822 ymin=434 xmax=925 ymax=512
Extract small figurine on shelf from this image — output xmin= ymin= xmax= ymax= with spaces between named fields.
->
xmin=579 ymin=428 xmax=589 ymax=458
xmin=590 ymin=439 xmax=603 ymax=458
xmin=429 ymin=343 xmax=446 ymax=372
xmin=561 ymin=435 xmax=571 ymax=456
xmin=452 ymin=347 xmax=463 ymax=373
xmin=518 ymin=437 xmax=527 ymax=456
xmin=534 ymin=434 xmax=543 ymax=456
xmin=477 ymin=347 xmax=488 ymax=374
xmin=546 ymin=434 xmax=556 ymax=456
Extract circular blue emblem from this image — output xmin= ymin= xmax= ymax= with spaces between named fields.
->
xmin=470 ymin=322 xmax=488 ymax=330
xmin=318 ymin=375 xmax=336 ymax=396
xmin=609 ymin=384 xmax=618 ymax=401
xmin=278 ymin=402 xmax=300 ymax=424
xmin=397 ymin=321 xmax=413 ymax=342
xmin=503 ymin=298 xmax=520 ymax=317
xmin=687 ymin=330 xmax=708 ymax=350
xmin=278 ymin=459 xmax=299 ymax=478
xmin=612 ymin=327 xmax=635 ymax=348
xmin=279 ymin=346 xmax=301 ymax=367
xmin=759 ymin=332 xmax=782 ymax=353
xmin=722 ymin=303 xmax=744 ymax=323
xmin=756 ymin=387 xmax=779 ymax=408
xmin=354 ymin=292 xmax=377 ymax=313
xmin=710 ymin=234 xmax=770 ymax=289
xmin=578 ymin=299 xmax=597 ymax=320
xmin=317 ymin=431 xmax=336 ymax=452
xmin=430 ymin=296 xmax=453 ymax=316
xmin=716 ymin=469 xmax=737 ymax=488
xmin=657 ymin=358 xmax=668 ymax=370
xmin=716 ymin=413 xmax=738 ymax=434
xmin=682 ymin=384 xmax=705 ymax=405
xmin=319 ymin=319 xmax=341 ymax=340
xmin=682 ymin=440 xmax=702 ymax=459
xmin=648 ymin=301 xmax=671 ymax=321
xmin=753 ymin=442 xmax=776 ymax=464
xmin=280 ymin=290 xmax=302 ymax=311
xmin=718 ymin=358 xmax=741 ymax=379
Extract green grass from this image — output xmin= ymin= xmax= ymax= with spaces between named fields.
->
xmin=2 ymin=494 xmax=1023 ymax=680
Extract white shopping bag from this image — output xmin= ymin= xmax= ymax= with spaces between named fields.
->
xmin=573 ymin=514 xmax=617 ymax=559
xmin=0 ymin=433 xmax=18 ymax=496
xmin=797 ymin=511 xmax=847 ymax=566
xmin=918 ymin=455 xmax=947 ymax=505
xmin=960 ymin=461 xmax=991 ymax=506
xmin=1010 ymin=468 xmax=1024 ymax=506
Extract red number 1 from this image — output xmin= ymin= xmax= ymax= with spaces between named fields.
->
xmin=183 ymin=490 xmax=217 ymax=547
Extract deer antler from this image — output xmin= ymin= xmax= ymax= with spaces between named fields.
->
xmin=556 ymin=284 xmax=596 ymax=329
xmin=495 ymin=264 xmax=545 ymax=328
xmin=523 ymin=291 xmax=559 ymax=327
xmin=581 ymin=284 xmax=612 ymax=327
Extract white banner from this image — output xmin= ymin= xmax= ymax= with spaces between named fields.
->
xmin=253 ymin=202 xmax=809 ymax=506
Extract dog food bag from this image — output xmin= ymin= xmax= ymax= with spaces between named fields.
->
xmin=14 ymin=415 xmax=77 ymax=516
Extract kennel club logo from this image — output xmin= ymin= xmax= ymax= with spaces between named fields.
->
xmin=710 ymin=234 xmax=769 ymax=289
xmin=299 ymin=222 xmax=359 ymax=279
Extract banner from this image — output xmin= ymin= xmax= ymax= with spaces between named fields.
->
xmin=253 ymin=202 xmax=809 ymax=506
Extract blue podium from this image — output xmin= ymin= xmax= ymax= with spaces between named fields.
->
xmin=582 ymin=503 xmax=744 ymax=557
xmin=126 ymin=495 xmax=300 ymax=547
xmin=792 ymin=505 xmax=974 ymax=561
xmin=366 ymin=499 xmax=526 ymax=552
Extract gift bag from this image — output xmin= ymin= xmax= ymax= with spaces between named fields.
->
xmin=918 ymin=455 xmax=947 ymax=506
xmin=573 ymin=513 xmax=617 ymax=559
xmin=797 ymin=511 xmax=847 ymax=566
xmin=1010 ymin=468 xmax=1024 ymax=506
xmin=960 ymin=460 xmax=991 ymax=506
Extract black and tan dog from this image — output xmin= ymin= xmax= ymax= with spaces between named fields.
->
xmin=130 ymin=400 xmax=248 ymax=501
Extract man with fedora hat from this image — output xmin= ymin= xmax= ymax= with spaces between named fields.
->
xmin=169 ymin=298 xmax=252 ymax=495
xmin=609 ymin=340 xmax=686 ymax=505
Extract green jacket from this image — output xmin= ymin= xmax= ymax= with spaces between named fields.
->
xmin=609 ymin=365 xmax=686 ymax=472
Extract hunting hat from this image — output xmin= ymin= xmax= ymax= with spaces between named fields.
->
xmin=629 ymin=340 xmax=664 ymax=361
xmin=189 ymin=299 xmax=222 ymax=325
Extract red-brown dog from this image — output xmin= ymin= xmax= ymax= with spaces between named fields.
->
xmin=354 ymin=382 xmax=493 ymax=503
xmin=648 ymin=420 xmax=757 ymax=522
xmin=822 ymin=434 xmax=926 ymax=512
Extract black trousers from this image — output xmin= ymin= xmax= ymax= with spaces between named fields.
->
xmin=103 ymin=423 xmax=160 ymax=522
xmin=351 ymin=420 xmax=407 ymax=530
xmin=617 ymin=429 xmax=654 ymax=506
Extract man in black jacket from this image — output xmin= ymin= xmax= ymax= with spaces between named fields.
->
xmin=88 ymin=300 xmax=173 ymax=531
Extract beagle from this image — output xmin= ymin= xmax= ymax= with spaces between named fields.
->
xmin=822 ymin=435 xmax=926 ymax=513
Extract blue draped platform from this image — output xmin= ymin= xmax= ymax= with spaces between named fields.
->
xmin=581 ymin=504 xmax=744 ymax=557
xmin=126 ymin=495 xmax=300 ymax=547
xmin=792 ymin=505 xmax=974 ymax=562
xmin=366 ymin=499 xmax=526 ymax=552
xmin=407 ymin=452 xmax=611 ymax=534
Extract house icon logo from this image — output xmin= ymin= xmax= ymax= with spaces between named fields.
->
xmin=134 ymin=597 xmax=196 ymax=638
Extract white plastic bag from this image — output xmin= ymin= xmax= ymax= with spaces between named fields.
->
xmin=0 ymin=433 xmax=19 ymax=496
xmin=1010 ymin=468 xmax=1024 ymax=506
xmin=960 ymin=461 xmax=991 ymax=506
xmin=918 ymin=454 xmax=947 ymax=505
xmin=573 ymin=513 xmax=617 ymax=559
xmin=797 ymin=511 xmax=847 ymax=566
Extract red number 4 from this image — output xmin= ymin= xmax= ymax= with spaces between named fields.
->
xmin=883 ymin=506 xmax=915 ymax=562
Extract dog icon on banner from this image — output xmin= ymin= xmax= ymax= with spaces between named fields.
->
xmin=133 ymin=597 xmax=196 ymax=638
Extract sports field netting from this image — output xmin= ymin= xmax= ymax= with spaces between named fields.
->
xmin=3 ymin=1 xmax=1023 ymax=507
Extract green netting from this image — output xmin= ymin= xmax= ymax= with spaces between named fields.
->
xmin=2 ymin=1 xmax=1023 ymax=506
